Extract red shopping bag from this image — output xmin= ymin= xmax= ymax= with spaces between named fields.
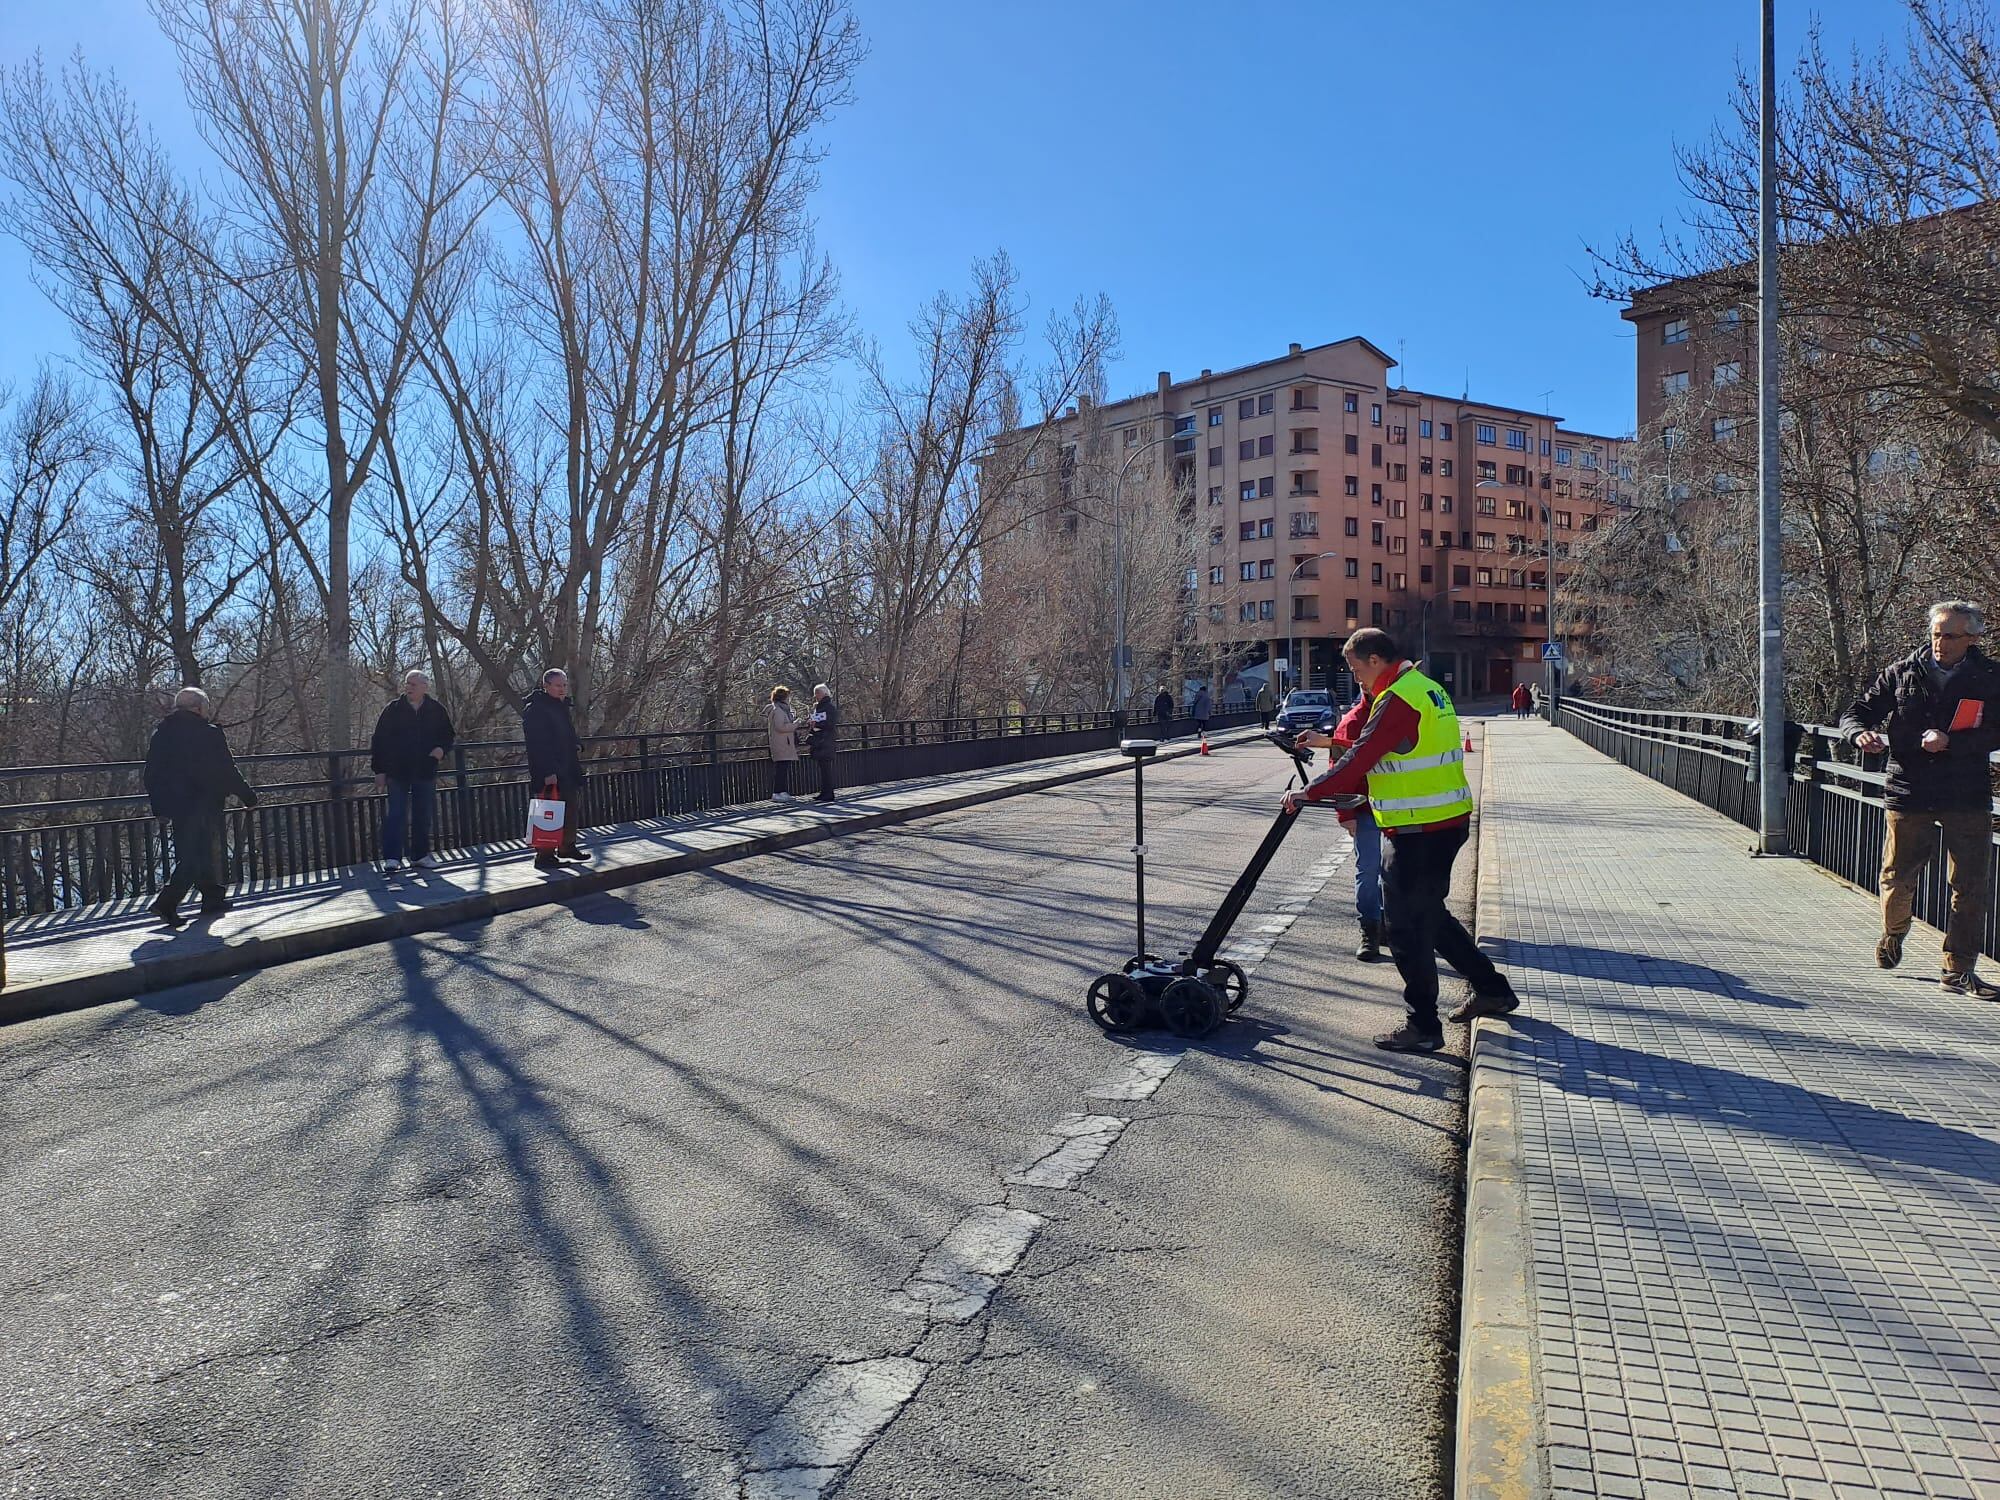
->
xmin=527 ymin=786 xmax=567 ymax=850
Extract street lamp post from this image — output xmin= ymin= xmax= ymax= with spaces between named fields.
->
xmin=1755 ymin=0 xmax=1789 ymax=853
xmin=1287 ymin=550 xmax=1341 ymax=698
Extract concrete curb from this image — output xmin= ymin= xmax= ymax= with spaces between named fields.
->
xmin=2 ymin=731 xmax=1251 ymax=1029
xmin=1454 ymin=725 xmax=1544 ymax=1500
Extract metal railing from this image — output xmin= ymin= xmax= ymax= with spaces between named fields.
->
xmin=0 ymin=710 xmax=1254 ymax=918
xmin=1552 ymin=698 xmax=2000 ymax=964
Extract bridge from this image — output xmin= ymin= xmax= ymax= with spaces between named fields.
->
xmin=1 ymin=708 xmax=1996 ymax=1499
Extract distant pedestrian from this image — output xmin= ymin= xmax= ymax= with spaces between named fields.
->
xmin=1283 ymin=629 xmax=1518 ymax=1051
xmin=1153 ymin=686 xmax=1173 ymax=729
xmin=1255 ymin=681 xmax=1275 ymax=730
xmin=807 ymin=683 xmax=840 ymax=802
xmin=144 ymin=686 xmax=258 ymax=926
xmin=767 ymin=685 xmax=800 ymax=800
xmin=1510 ymin=683 xmax=1532 ymax=720
xmin=1840 ymin=600 xmax=2000 ymax=998
xmin=522 ymin=668 xmax=587 ymax=871
xmin=1191 ymin=683 xmax=1212 ymax=738
xmin=370 ymin=669 xmax=455 ymax=873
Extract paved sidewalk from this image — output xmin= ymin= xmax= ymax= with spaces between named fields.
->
xmin=1465 ymin=720 xmax=2000 ymax=1500
xmin=0 ymin=730 xmax=1250 ymax=1026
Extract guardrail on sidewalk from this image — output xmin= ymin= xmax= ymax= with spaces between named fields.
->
xmin=0 ymin=711 xmax=1253 ymax=918
xmin=1552 ymin=698 xmax=2000 ymax=964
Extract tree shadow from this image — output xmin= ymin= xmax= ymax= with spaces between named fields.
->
xmin=1492 ymin=937 xmax=1807 ymax=1009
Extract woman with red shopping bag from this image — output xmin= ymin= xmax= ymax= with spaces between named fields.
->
xmin=522 ymin=668 xmax=587 ymax=870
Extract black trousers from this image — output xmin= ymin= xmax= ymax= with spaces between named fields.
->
xmin=771 ymin=759 xmax=791 ymax=796
xmin=161 ymin=807 xmax=225 ymax=907
xmin=813 ymin=755 xmax=836 ymax=800
xmin=1381 ymin=822 xmax=1505 ymax=1031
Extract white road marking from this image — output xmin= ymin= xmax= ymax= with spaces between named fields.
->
xmin=1004 ymin=1113 xmax=1128 ymax=1189
xmin=739 ymin=1358 xmax=928 ymax=1498
xmin=884 ymin=1205 xmax=1046 ymax=1323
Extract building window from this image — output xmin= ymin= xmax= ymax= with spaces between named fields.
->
xmin=1453 ymin=565 xmax=1471 ymax=586
xmin=1505 ymin=464 xmax=1530 ymax=486
xmin=1663 ymin=317 xmax=1689 ymax=345
xmin=1290 ymin=511 xmax=1319 ymax=538
xmin=1239 ymin=601 xmax=1257 ymax=622
xmin=1210 ymin=604 xmax=1226 ymax=623
xmin=1554 ymin=510 xmax=1573 ymax=529
xmin=1662 ymin=370 xmax=1691 ymax=396
xmin=1580 ymin=451 xmax=1600 ymax=470
xmin=1259 ymin=558 xmax=1276 ymax=578
xmin=1208 ymin=406 xmax=1223 ymax=426
xmin=1371 ymin=403 xmax=1383 ymax=426
xmin=1370 ymin=443 xmax=1382 ymax=467
xmin=1240 ymin=480 xmax=1258 ymax=501
xmin=1209 ymin=446 xmax=1222 ymax=468
xmin=1392 ymin=570 xmax=1407 ymax=589
xmin=1476 ymin=532 xmax=1497 ymax=550
xmin=1239 ymin=439 xmax=1256 ymax=461
xmin=1419 ymin=418 xmax=1433 ymax=439
xmin=1259 ymin=393 xmax=1275 ymax=415
xmin=1345 ymin=597 xmax=1360 ymax=619
xmin=1239 ymin=522 xmax=1256 ymax=542
xmin=1290 ymin=429 xmax=1319 ymax=454
xmin=1662 ymin=426 xmax=1681 ymax=451
xmin=1440 ymin=495 xmax=1454 ymax=513
xmin=1419 ymin=454 xmax=1433 ymax=475
xmin=1344 ymin=517 xmax=1360 ymax=537
xmin=1420 ymin=492 xmax=1434 ymax=510
xmin=1240 ymin=560 xmax=1256 ymax=580
xmin=1258 ymin=517 xmax=1275 ymax=538
xmin=1554 ymin=478 xmax=1571 ymax=498
xmin=1439 ymin=458 xmax=1454 ymax=477
xmin=1259 ymin=598 xmax=1275 ymax=620
xmin=1123 ymin=428 xmax=1139 ymax=447
xmin=1344 ymin=434 xmax=1359 ymax=455
xmin=1259 ymin=475 xmax=1275 ymax=497
xmin=1370 ymin=521 xmax=1384 ymax=544
xmin=1344 ymin=558 xmax=1359 ymax=578
xmin=1370 ymin=562 xmax=1383 ymax=584
xmin=1506 ymin=429 xmax=1527 ymax=450
xmin=1259 ymin=434 xmax=1275 ymax=457
xmin=1389 ymin=536 xmax=1407 ymax=555
xmin=1452 ymin=600 xmax=1471 ymax=621
xmin=1476 ymin=424 xmax=1497 ymax=446
xmin=1439 ymin=422 xmax=1452 ymax=441
xmin=1539 ymin=438 xmax=1551 ymax=456
xmin=1712 ymin=417 xmax=1737 ymax=441
xmin=1555 ymin=445 xmax=1572 ymax=465
xmin=1420 ymin=563 xmax=1434 ymax=584
xmin=1292 ymin=597 xmax=1320 ymax=621
xmin=1371 ymin=483 xmax=1383 ymax=505
xmin=1390 ymin=425 xmax=1407 ymax=446
xmin=1715 ymin=307 xmax=1743 ymax=332
xmin=1477 ymin=460 xmax=1498 ymax=482
xmin=1291 ymin=386 xmax=1318 ymax=410
xmin=1238 ymin=398 xmax=1256 ymax=419
xmin=1477 ymin=567 xmax=1494 ymax=586
xmin=1209 ymin=525 xmax=1224 ymax=545
xmin=1208 ymin=485 xmax=1223 ymax=505
xmin=1713 ymin=361 xmax=1741 ymax=386
xmin=1344 ymin=475 xmax=1359 ymax=496
xmin=1209 ymin=565 xmax=1224 ymax=585
xmin=1290 ymin=471 xmax=1319 ymax=495
xmin=1477 ymin=496 xmax=1497 ymax=516
xmin=1343 ymin=392 xmax=1359 ymax=413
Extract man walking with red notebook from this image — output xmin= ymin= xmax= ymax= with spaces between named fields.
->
xmin=1841 ymin=601 xmax=2000 ymax=999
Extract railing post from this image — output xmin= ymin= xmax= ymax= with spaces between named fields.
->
xmin=453 ymin=746 xmax=471 ymax=852
xmin=328 ymin=751 xmax=353 ymax=869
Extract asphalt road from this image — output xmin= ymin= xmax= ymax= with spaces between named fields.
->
xmin=0 ymin=739 xmax=1473 ymax=1500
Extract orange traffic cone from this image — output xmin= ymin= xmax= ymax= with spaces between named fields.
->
xmin=1463 ymin=731 xmax=1474 ymax=754
xmin=1199 ymin=733 xmax=1211 ymax=756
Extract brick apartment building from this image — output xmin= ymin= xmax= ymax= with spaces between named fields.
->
xmin=986 ymin=336 xmax=1628 ymax=701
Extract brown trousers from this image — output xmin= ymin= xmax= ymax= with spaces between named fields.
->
xmin=1880 ymin=808 xmax=1993 ymax=974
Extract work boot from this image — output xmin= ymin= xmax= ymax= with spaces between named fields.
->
xmin=1373 ymin=1023 xmax=1445 ymax=1054
xmin=1876 ymin=933 xmax=1904 ymax=969
xmin=148 ymin=892 xmax=185 ymax=928
xmin=1940 ymin=970 xmax=2000 ymax=1001
xmin=1354 ymin=920 xmax=1384 ymax=963
xmin=533 ymin=852 xmax=562 ymax=872
xmin=1449 ymin=981 xmax=1521 ymax=1023
xmin=199 ymin=897 xmax=232 ymax=918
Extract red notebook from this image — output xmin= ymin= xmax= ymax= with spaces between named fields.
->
xmin=1948 ymin=697 xmax=1985 ymax=732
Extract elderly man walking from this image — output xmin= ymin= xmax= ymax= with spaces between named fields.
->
xmin=144 ymin=686 xmax=258 ymax=926
xmin=1841 ymin=601 xmax=2000 ymax=999
xmin=523 ymin=668 xmax=588 ymax=870
xmin=370 ymin=669 xmax=456 ymax=873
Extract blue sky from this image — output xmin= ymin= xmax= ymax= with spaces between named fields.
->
xmin=1 ymin=0 xmax=1905 ymax=438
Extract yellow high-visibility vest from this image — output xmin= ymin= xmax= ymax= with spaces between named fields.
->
xmin=1365 ymin=667 xmax=1474 ymax=830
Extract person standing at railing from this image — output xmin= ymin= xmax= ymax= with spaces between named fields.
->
xmin=1510 ymin=683 xmax=1532 ymax=720
xmin=371 ymin=670 xmax=456 ymax=874
xmin=144 ymin=686 xmax=258 ymax=927
xmin=1840 ymin=600 xmax=2000 ymax=1000
xmin=805 ymin=683 xmax=840 ymax=803
xmin=767 ymin=686 xmax=800 ymax=801
xmin=523 ymin=668 xmax=587 ymax=870
xmin=1255 ymin=681 xmax=1275 ymax=731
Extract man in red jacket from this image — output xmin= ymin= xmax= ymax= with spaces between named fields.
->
xmin=1297 ymin=685 xmax=1388 ymax=962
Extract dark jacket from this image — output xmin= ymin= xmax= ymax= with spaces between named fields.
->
xmin=370 ymin=695 xmax=456 ymax=782
xmin=144 ymin=709 xmax=255 ymax=821
xmin=807 ymin=695 xmax=840 ymax=760
xmin=1839 ymin=645 xmax=2000 ymax=811
xmin=521 ymin=689 xmax=584 ymax=789
xmin=1192 ymin=687 xmax=1212 ymax=721
xmin=1153 ymin=691 xmax=1173 ymax=723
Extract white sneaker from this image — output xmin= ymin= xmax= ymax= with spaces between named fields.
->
xmin=414 ymin=853 xmax=437 ymax=869
xmin=773 ymin=791 xmax=793 ymax=801
xmin=382 ymin=860 xmax=403 ymax=874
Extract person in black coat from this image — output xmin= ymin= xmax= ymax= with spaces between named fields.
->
xmin=1153 ymin=687 xmax=1173 ymax=728
xmin=522 ymin=668 xmax=587 ymax=869
xmin=806 ymin=683 xmax=840 ymax=802
xmin=370 ymin=669 xmax=456 ymax=872
xmin=1840 ymin=601 xmax=2000 ymax=996
xmin=143 ymin=686 xmax=257 ymax=926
